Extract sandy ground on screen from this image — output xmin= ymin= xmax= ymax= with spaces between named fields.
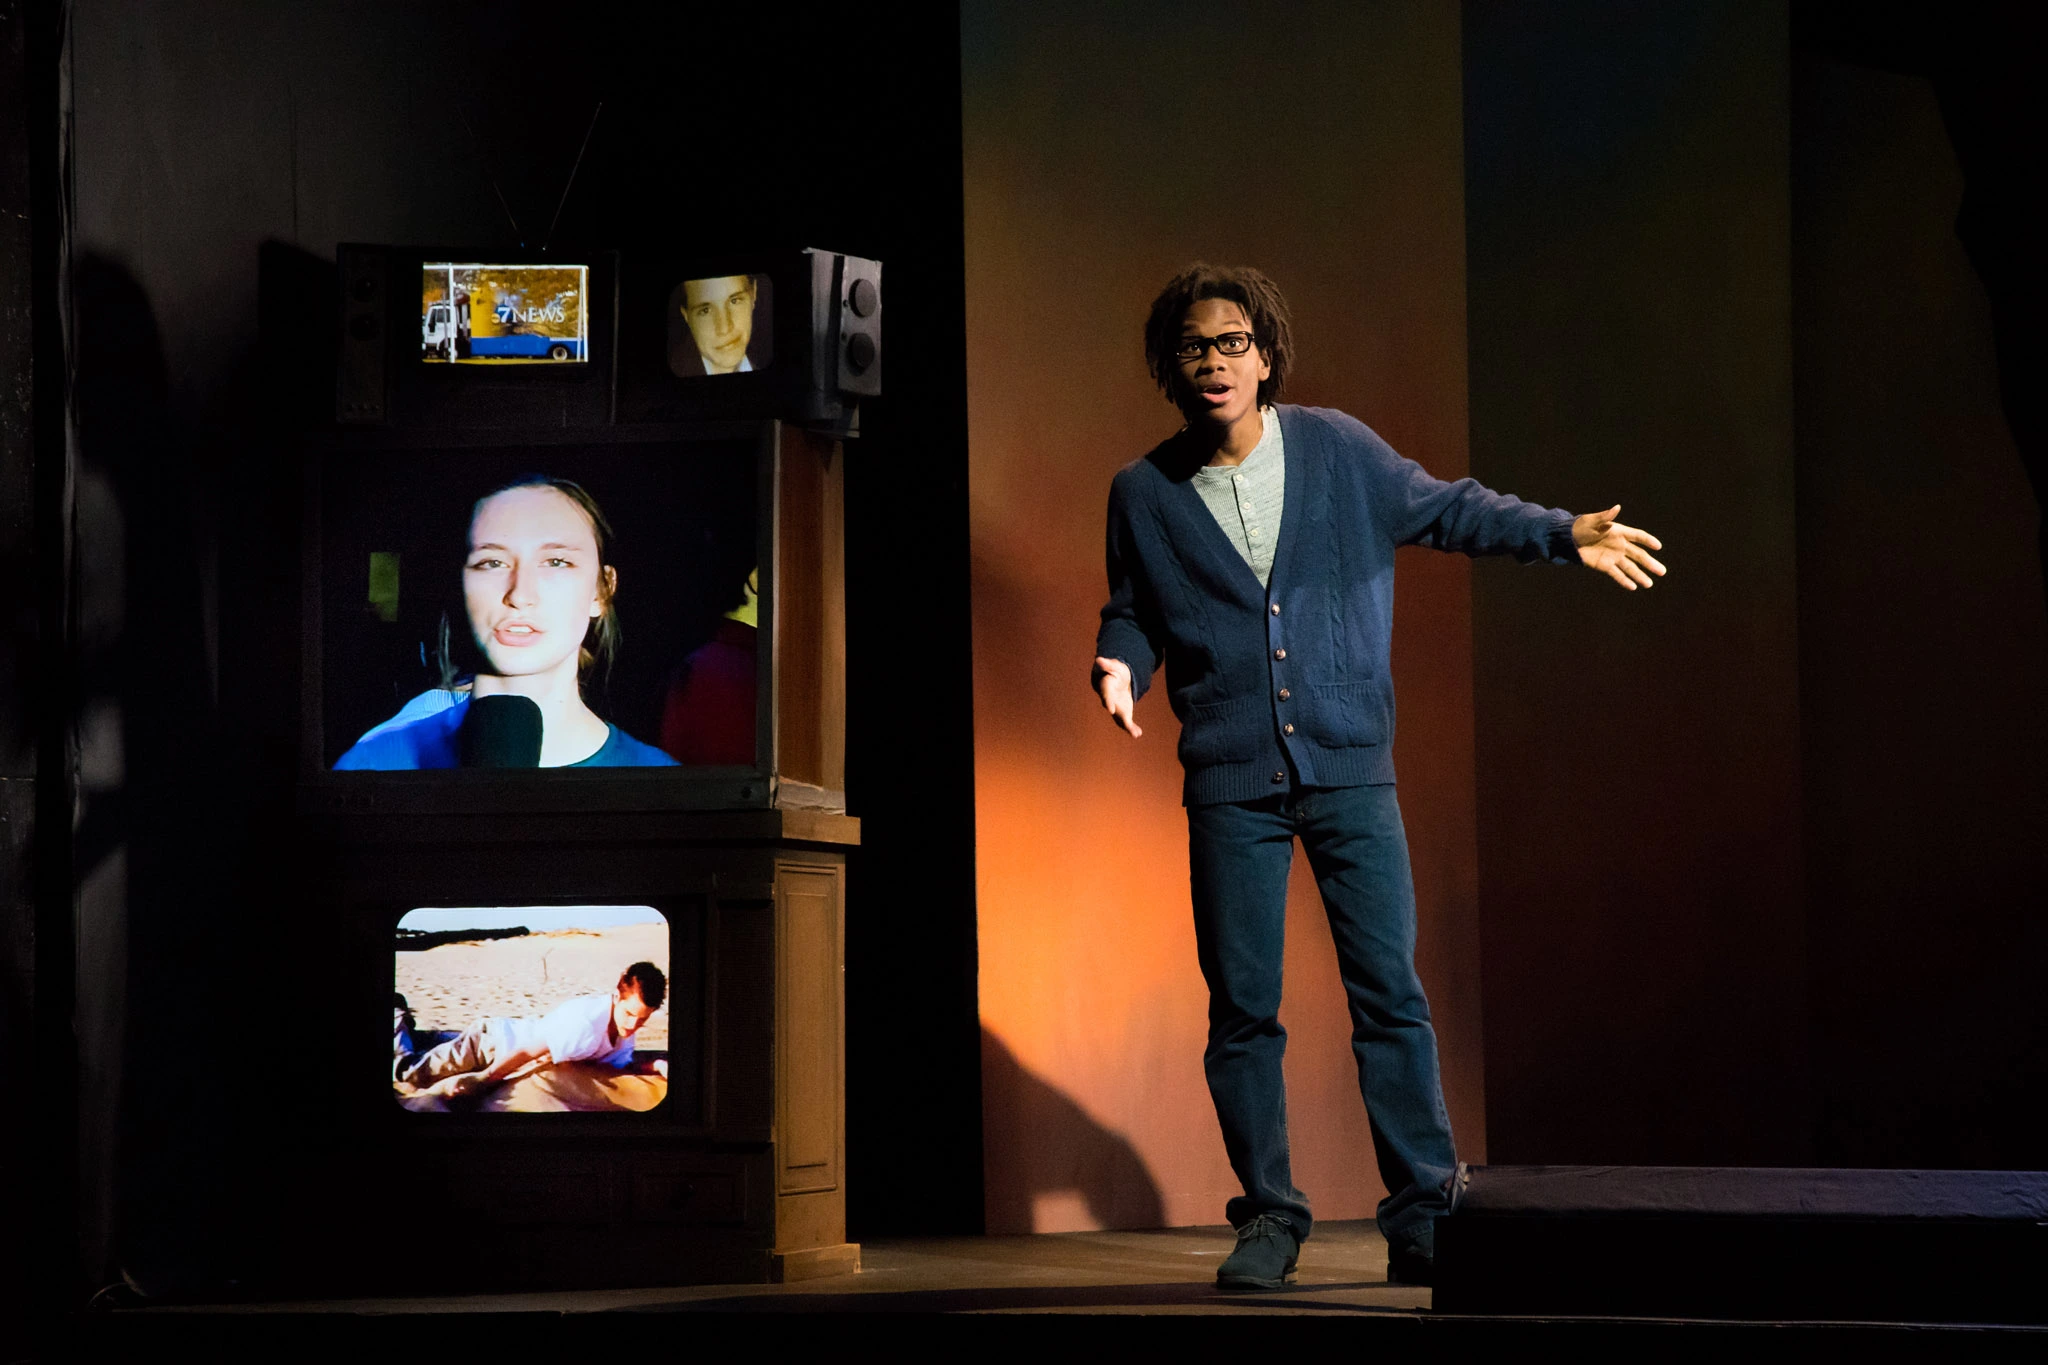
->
xmin=396 ymin=923 xmax=670 ymax=1052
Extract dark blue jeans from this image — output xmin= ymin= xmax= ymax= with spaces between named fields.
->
xmin=1187 ymin=782 xmax=1455 ymax=1255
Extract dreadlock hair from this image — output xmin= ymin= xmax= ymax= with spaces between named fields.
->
xmin=1142 ymin=263 xmax=1295 ymax=413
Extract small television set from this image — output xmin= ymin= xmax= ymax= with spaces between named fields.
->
xmin=615 ymin=247 xmax=881 ymax=427
xmin=337 ymin=245 xmax=620 ymax=429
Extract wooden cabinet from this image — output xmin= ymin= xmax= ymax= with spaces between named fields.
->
xmin=279 ymin=415 xmax=863 ymax=1294
xmin=295 ymin=810 xmax=861 ymax=1294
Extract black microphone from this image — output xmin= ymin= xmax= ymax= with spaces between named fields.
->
xmin=459 ymin=694 xmax=543 ymax=768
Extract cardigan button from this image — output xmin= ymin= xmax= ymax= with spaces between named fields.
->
xmin=1284 ymin=723 xmax=1295 ymax=736
xmin=1272 ymin=771 xmax=1286 ymax=783
xmin=1277 ymin=688 xmax=1291 ymax=701
xmin=1273 ymin=648 xmax=1286 ymax=660
xmin=1270 ymin=603 xmax=1280 ymax=616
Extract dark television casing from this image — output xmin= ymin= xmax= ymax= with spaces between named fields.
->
xmin=309 ymin=245 xmax=866 ymax=817
xmin=335 ymin=244 xmax=882 ymax=430
xmin=298 ymin=422 xmax=783 ymax=817
xmin=337 ymin=246 xmax=619 ymax=429
xmin=617 ymin=247 xmax=882 ymax=427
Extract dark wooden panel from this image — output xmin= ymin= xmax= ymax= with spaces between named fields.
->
xmin=774 ymin=425 xmax=846 ymax=795
xmin=776 ymin=863 xmax=842 ymax=1196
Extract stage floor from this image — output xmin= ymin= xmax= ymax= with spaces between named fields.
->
xmin=147 ymin=1221 xmax=1430 ymax=1317
xmin=88 ymin=1222 xmax=2046 ymax=1356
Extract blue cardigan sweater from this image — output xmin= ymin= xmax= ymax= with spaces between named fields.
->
xmin=1096 ymin=404 xmax=1578 ymax=805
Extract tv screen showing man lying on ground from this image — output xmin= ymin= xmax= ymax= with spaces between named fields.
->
xmin=321 ymin=447 xmax=761 ymax=772
xmin=422 ymin=263 xmax=590 ymax=364
xmin=393 ymin=905 xmax=671 ymax=1113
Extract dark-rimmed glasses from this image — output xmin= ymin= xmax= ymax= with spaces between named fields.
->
xmin=1174 ymin=331 xmax=1255 ymax=361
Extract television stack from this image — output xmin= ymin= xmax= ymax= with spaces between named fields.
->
xmin=278 ymin=244 xmax=881 ymax=1293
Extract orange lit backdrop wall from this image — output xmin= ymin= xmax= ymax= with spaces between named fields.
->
xmin=964 ymin=3 xmax=1486 ymax=1233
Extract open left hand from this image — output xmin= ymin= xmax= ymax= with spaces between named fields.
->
xmin=1573 ymin=505 xmax=1666 ymax=591
xmin=1092 ymin=656 xmax=1143 ymax=738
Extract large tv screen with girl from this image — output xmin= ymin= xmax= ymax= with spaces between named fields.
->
xmin=316 ymin=442 xmax=760 ymax=775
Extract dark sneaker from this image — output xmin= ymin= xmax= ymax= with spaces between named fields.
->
xmin=1386 ymin=1244 xmax=1434 ymax=1286
xmin=1216 ymin=1213 xmax=1299 ymax=1291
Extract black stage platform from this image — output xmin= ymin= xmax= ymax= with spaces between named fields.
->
xmin=1440 ymin=1165 xmax=2048 ymax=1324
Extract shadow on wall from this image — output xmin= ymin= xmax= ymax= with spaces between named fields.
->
xmin=70 ymin=252 xmax=239 ymax=1292
xmin=980 ymin=1027 xmax=1165 ymax=1234
xmin=1796 ymin=6 xmax=2048 ymax=609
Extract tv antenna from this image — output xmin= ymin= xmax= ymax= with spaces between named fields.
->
xmin=456 ymin=101 xmax=526 ymax=247
xmin=541 ymin=102 xmax=605 ymax=256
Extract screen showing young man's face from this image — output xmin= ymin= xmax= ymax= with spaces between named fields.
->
xmin=392 ymin=905 xmax=672 ymax=1114
xmin=668 ymin=275 xmax=773 ymax=376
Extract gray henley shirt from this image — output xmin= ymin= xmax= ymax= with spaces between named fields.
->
xmin=1189 ymin=406 xmax=1286 ymax=588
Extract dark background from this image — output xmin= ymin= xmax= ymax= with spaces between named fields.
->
xmin=1468 ymin=0 xmax=2047 ymax=1169
xmin=4 ymin=0 xmax=2043 ymax=1319
xmin=1467 ymin=1 xmax=1814 ymax=1166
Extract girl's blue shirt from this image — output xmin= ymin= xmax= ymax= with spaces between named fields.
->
xmin=333 ymin=694 xmax=679 ymax=769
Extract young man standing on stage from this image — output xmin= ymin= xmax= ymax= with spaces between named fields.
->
xmin=1092 ymin=264 xmax=1665 ymax=1290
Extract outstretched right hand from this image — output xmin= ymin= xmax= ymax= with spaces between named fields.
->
xmin=1093 ymin=656 xmax=1142 ymax=738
